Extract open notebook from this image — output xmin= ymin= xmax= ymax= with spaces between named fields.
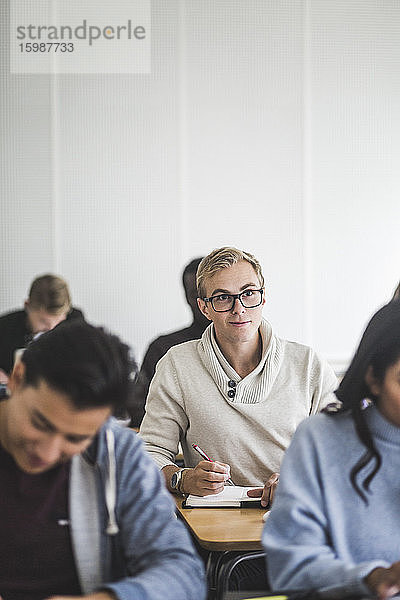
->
xmin=183 ymin=485 xmax=264 ymax=508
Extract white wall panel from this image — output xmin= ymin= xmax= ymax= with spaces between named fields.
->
xmin=0 ymin=0 xmax=54 ymax=310
xmin=183 ymin=0 xmax=307 ymax=343
xmin=310 ymin=0 xmax=400 ymax=368
xmin=53 ymin=2 xmax=187 ymax=357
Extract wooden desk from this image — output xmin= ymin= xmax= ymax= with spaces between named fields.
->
xmin=176 ymin=497 xmax=267 ymax=597
xmin=175 ymin=497 xmax=265 ymax=551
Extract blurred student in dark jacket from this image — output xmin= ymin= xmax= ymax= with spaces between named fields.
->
xmin=129 ymin=258 xmax=208 ymax=427
xmin=0 ymin=274 xmax=84 ymax=383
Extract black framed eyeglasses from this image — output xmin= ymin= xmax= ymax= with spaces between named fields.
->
xmin=203 ymin=288 xmax=264 ymax=313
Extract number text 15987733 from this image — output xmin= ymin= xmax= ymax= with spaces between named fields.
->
xmin=19 ymin=42 xmax=74 ymax=52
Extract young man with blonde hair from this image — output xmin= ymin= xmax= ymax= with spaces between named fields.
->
xmin=140 ymin=246 xmax=337 ymax=506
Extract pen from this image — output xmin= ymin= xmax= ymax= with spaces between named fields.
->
xmin=192 ymin=443 xmax=235 ymax=485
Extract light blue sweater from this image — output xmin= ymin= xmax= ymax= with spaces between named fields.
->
xmin=263 ymin=405 xmax=400 ymax=597
xmin=70 ymin=419 xmax=206 ymax=600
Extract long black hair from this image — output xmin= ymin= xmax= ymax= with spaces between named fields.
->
xmin=333 ymin=299 xmax=400 ymax=502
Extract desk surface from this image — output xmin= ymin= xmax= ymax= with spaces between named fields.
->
xmin=175 ymin=497 xmax=265 ymax=551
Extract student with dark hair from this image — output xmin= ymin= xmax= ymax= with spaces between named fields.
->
xmin=0 ymin=320 xmax=205 ymax=600
xmin=263 ymin=300 xmax=400 ymax=599
xmin=129 ymin=257 xmax=209 ymax=427
xmin=0 ymin=274 xmax=84 ymax=383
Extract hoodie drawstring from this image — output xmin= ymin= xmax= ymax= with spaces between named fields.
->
xmin=105 ymin=428 xmax=119 ymax=535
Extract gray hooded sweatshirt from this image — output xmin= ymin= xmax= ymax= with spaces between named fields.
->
xmin=70 ymin=419 xmax=206 ymax=600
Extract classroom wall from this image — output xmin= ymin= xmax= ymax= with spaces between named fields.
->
xmin=1 ymin=0 xmax=399 ymax=371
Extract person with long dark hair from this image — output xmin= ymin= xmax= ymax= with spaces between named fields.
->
xmin=263 ymin=300 xmax=400 ymax=599
xmin=392 ymin=281 xmax=400 ymax=301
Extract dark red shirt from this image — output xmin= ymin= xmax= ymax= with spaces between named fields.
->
xmin=0 ymin=443 xmax=81 ymax=600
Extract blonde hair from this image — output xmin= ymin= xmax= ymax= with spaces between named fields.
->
xmin=28 ymin=274 xmax=72 ymax=314
xmin=196 ymin=247 xmax=264 ymax=298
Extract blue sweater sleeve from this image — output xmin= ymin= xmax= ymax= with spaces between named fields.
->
xmin=100 ymin=426 xmax=206 ymax=600
xmin=262 ymin=417 xmax=387 ymax=597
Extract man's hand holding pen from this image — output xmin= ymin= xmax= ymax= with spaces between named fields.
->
xmin=181 ymin=460 xmax=232 ymax=496
xmin=246 ymin=472 xmax=280 ymax=508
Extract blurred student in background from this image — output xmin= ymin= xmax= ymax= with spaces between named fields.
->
xmin=0 ymin=274 xmax=84 ymax=384
xmin=129 ymin=258 xmax=208 ymax=427
xmin=264 ymin=300 xmax=400 ymax=600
